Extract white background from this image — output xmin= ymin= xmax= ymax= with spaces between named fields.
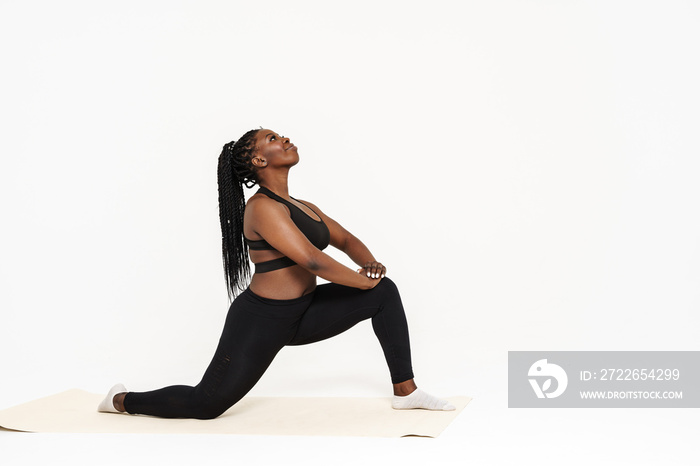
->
xmin=1 ymin=0 xmax=699 ymax=464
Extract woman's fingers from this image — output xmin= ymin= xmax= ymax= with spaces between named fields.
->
xmin=364 ymin=262 xmax=375 ymax=278
xmin=362 ymin=261 xmax=385 ymax=279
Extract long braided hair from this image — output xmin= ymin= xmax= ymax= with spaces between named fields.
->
xmin=217 ymin=128 xmax=261 ymax=301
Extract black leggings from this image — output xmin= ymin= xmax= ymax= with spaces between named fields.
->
xmin=123 ymin=277 xmax=414 ymax=419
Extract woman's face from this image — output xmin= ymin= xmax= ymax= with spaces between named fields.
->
xmin=252 ymin=129 xmax=299 ymax=169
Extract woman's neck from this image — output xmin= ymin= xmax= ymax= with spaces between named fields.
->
xmin=258 ymin=170 xmax=291 ymax=198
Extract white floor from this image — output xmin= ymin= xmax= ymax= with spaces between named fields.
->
xmin=3 ymin=382 xmax=699 ymax=466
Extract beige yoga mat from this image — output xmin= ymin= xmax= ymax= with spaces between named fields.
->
xmin=0 ymin=389 xmax=470 ymax=438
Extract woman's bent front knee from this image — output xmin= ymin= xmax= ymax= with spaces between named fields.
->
xmin=375 ymin=276 xmax=400 ymax=298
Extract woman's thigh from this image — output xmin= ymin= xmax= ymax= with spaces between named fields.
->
xmin=199 ymin=290 xmax=311 ymax=401
xmin=288 ymin=278 xmax=400 ymax=346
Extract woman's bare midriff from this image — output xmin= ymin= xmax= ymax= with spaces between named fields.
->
xmin=248 ymin=265 xmax=317 ymax=299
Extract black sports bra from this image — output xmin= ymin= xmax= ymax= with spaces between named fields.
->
xmin=245 ymin=186 xmax=331 ymax=273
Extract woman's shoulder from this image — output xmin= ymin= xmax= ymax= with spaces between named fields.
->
xmin=245 ymin=192 xmax=288 ymax=218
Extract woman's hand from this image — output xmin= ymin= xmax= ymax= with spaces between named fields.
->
xmin=357 ymin=261 xmax=386 ymax=279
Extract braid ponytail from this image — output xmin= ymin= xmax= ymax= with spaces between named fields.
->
xmin=217 ymin=129 xmax=261 ymax=301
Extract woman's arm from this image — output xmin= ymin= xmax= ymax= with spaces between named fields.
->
xmin=298 ymin=199 xmax=386 ymax=279
xmin=247 ymin=197 xmax=380 ymax=289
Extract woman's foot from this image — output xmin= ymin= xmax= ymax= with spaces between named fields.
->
xmin=392 ymin=388 xmax=456 ymax=411
xmin=97 ymin=383 xmax=128 ymax=414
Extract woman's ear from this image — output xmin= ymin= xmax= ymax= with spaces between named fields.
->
xmin=251 ymin=156 xmax=267 ymax=168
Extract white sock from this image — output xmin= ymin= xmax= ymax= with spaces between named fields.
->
xmin=97 ymin=383 xmax=128 ymax=414
xmin=392 ymin=388 xmax=456 ymax=411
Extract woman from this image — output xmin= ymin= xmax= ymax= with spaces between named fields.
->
xmin=98 ymin=128 xmax=454 ymax=419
